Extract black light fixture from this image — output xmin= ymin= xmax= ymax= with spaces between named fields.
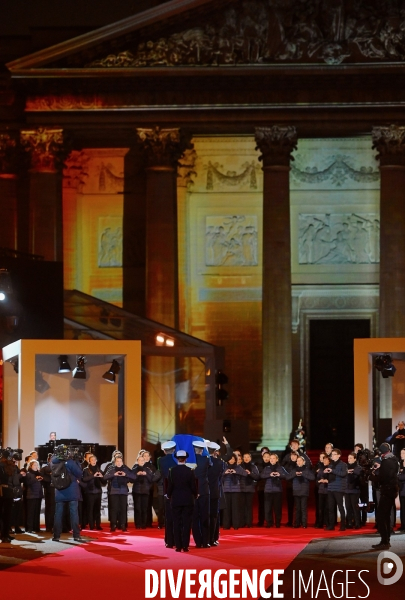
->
xmin=58 ymin=355 xmax=71 ymax=373
xmin=102 ymin=359 xmax=121 ymax=383
xmin=0 ymin=268 xmax=12 ymax=302
xmin=9 ymin=357 xmax=18 ymax=374
xmin=216 ymin=370 xmax=229 ymax=406
xmin=72 ymin=355 xmax=86 ymax=379
xmin=375 ymin=354 xmax=396 ymax=378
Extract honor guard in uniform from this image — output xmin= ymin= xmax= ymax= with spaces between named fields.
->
xmin=157 ymin=440 xmax=176 ymax=548
xmin=167 ymin=450 xmax=198 ymax=552
xmin=206 ymin=438 xmax=233 ymax=546
xmin=191 ymin=440 xmax=212 ymax=548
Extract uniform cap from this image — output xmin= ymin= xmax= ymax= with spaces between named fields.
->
xmin=206 ymin=441 xmax=220 ymax=450
xmin=174 ymin=450 xmax=189 ymax=459
xmin=161 ymin=440 xmax=176 ymax=450
xmin=192 ymin=440 xmax=206 ymax=449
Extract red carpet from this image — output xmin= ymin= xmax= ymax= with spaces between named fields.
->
xmin=0 ymin=525 xmax=376 ymax=600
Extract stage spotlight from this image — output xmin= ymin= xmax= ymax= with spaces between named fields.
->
xmin=102 ymin=359 xmax=121 ymax=383
xmin=9 ymin=357 xmax=18 ymax=373
xmin=58 ymin=355 xmax=71 ymax=373
xmin=155 ymin=333 xmax=175 ymax=347
xmin=375 ymin=354 xmax=396 ymax=378
xmin=155 ymin=334 xmax=165 ymax=346
xmin=72 ymin=355 xmax=86 ymax=379
xmin=0 ymin=268 xmax=12 ymax=301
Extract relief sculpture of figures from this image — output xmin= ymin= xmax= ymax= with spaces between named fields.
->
xmin=206 ymin=215 xmax=258 ymax=266
xmin=99 ymin=226 xmax=123 ymax=267
xmin=89 ymin=0 xmax=405 ymax=68
xmin=298 ymin=213 xmax=379 ymax=265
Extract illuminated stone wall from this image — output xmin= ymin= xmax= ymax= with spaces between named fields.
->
xmin=61 ymin=136 xmax=380 ymax=442
xmin=63 ymin=148 xmax=127 ymax=306
xmin=178 ymin=137 xmax=264 ymax=441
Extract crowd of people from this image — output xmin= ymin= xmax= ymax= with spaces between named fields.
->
xmin=0 ymin=426 xmax=404 ymax=553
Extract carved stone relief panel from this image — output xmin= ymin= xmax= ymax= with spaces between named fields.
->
xmin=98 ymin=216 xmax=123 ymax=268
xmin=290 ymin=138 xmax=380 ymax=285
xmin=87 ymin=0 xmax=405 ymax=68
xmin=74 ymin=149 xmax=128 ymax=195
xmin=290 ymin=137 xmax=379 ymax=191
xmin=205 ymin=161 xmax=259 ymax=191
xmin=205 ymin=215 xmax=258 ymax=266
xmin=190 ymin=136 xmax=261 ymax=194
xmin=298 ymin=213 xmax=380 ymax=265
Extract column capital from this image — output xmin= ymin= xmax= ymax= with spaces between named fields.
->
xmin=0 ymin=132 xmax=18 ymax=178
xmin=20 ymin=127 xmax=64 ymax=173
xmin=177 ymin=147 xmax=197 ymax=189
xmin=372 ymin=124 xmax=405 ymax=166
xmin=63 ymin=150 xmax=90 ymax=191
xmin=136 ymin=126 xmax=193 ymax=169
xmin=255 ymin=126 xmax=297 ymax=167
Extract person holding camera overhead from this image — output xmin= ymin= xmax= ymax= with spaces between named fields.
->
xmin=103 ymin=454 xmax=137 ymax=532
xmin=51 ymin=445 xmax=85 ymax=542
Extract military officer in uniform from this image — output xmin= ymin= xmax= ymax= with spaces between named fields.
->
xmin=191 ymin=440 xmax=212 ymax=548
xmin=167 ymin=450 xmax=198 ymax=552
xmin=157 ymin=440 xmax=176 ymax=548
xmin=206 ymin=438 xmax=233 ymax=546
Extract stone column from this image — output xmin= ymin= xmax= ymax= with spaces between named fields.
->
xmin=122 ymin=144 xmax=147 ymax=318
xmin=372 ymin=124 xmax=405 ymax=337
xmin=0 ymin=132 xmax=18 ymax=250
xmin=255 ymin=126 xmax=298 ymax=449
xmin=136 ymin=126 xmax=192 ymax=328
xmin=20 ymin=127 xmax=64 ymax=261
xmin=136 ymin=126 xmax=192 ymax=440
xmin=62 ymin=150 xmax=90 ymax=289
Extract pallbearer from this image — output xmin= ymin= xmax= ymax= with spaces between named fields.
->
xmin=167 ymin=450 xmax=198 ymax=552
xmin=191 ymin=440 xmax=211 ymax=548
xmin=206 ymin=440 xmax=228 ymax=546
xmin=158 ymin=440 xmax=176 ymax=548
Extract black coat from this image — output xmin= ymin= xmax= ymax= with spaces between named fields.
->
xmin=346 ymin=463 xmax=362 ymax=494
xmin=0 ymin=460 xmax=23 ymax=499
xmin=193 ymin=454 xmax=211 ymax=496
xmin=82 ymin=465 xmax=105 ymax=494
xmin=25 ymin=471 xmax=44 ymax=499
xmin=167 ymin=464 xmax=197 ymax=507
xmin=373 ymin=452 xmax=399 ymax=496
xmin=389 ymin=429 xmax=405 ymax=457
xmin=207 ymin=456 xmax=226 ymax=500
xmin=103 ymin=464 xmax=136 ymax=495
xmin=240 ymin=462 xmax=260 ymax=492
xmin=157 ymin=454 xmax=176 ymax=495
xmin=131 ymin=465 xmax=153 ymax=495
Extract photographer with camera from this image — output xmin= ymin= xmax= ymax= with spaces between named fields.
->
xmin=0 ymin=447 xmax=24 ymax=543
xmin=370 ymin=442 xmax=399 ymax=550
xmin=51 ymin=445 xmax=85 ymax=542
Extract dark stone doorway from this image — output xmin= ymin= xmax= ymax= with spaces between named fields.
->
xmin=309 ymin=319 xmax=370 ymax=450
